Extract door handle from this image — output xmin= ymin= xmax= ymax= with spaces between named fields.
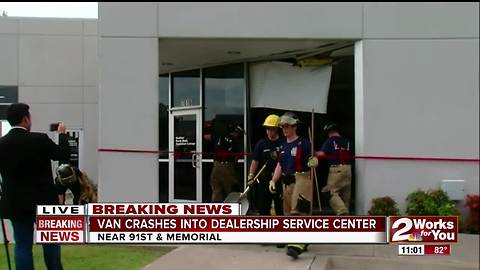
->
xmin=191 ymin=154 xmax=197 ymax=168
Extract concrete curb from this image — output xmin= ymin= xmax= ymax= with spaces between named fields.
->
xmin=143 ymin=234 xmax=479 ymax=270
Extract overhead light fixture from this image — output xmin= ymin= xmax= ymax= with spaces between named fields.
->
xmin=227 ymin=51 xmax=241 ymax=55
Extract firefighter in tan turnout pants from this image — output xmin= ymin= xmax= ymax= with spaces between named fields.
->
xmin=308 ymin=123 xmax=352 ymax=215
xmin=210 ymin=124 xmax=244 ymax=202
xmin=269 ymin=112 xmax=313 ymax=259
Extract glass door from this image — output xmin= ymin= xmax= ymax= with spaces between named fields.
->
xmin=169 ymin=109 xmax=202 ymax=202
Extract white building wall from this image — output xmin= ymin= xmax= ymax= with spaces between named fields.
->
xmin=156 ymin=3 xmax=363 ymax=39
xmin=0 ymin=17 xmax=99 ymax=183
xmin=97 ymin=2 xmax=160 ymax=202
xmin=98 ymin=2 xmax=479 ymax=212
xmin=98 ymin=37 xmax=159 ymax=202
xmin=355 ymin=2 xmax=479 ymax=213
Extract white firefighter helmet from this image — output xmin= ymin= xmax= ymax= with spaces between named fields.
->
xmin=279 ymin=112 xmax=300 ymax=126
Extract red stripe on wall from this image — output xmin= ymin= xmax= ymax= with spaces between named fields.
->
xmin=98 ymin=148 xmax=480 ymax=163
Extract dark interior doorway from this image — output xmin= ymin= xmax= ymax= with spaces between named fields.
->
xmin=249 ymin=56 xmax=355 ymax=213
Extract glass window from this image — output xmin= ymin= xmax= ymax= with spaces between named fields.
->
xmin=1 ymin=120 xmax=11 ymax=137
xmin=158 ymin=162 xmax=169 ymax=203
xmin=159 ymin=74 xmax=169 ymax=159
xmin=0 ymin=105 xmax=8 ymax=120
xmin=173 ymin=114 xmax=197 ymax=200
xmin=0 ymin=86 xmax=18 ymax=104
xmin=159 ymin=74 xmax=169 ymax=107
xmin=171 ymin=70 xmax=200 ymax=107
xmin=0 ymin=86 xmax=18 ymax=137
xmin=202 ymin=63 xmax=245 ymax=159
xmin=159 ymin=75 xmax=170 ymax=202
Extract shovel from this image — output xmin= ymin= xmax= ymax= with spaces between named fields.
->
xmin=224 ymin=163 xmax=267 ymax=215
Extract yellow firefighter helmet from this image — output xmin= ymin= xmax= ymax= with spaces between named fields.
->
xmin=263 ymin=114 xmax=280 ymax=127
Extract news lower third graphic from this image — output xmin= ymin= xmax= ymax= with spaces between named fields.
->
xmin=389 ymin=216 xmax=458 ymax=243
xmin=34 ymin=204 xmax=457 ymax=253
xmin=398 ymin=245 xmax=451 ymax=256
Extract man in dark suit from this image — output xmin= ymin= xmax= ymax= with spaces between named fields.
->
xmin=0 ymin=103 xmax=69 ymax=270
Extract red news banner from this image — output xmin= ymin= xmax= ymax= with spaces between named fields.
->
xmin=88 ymin=216 xmax=385 ymax=244
xmin=36 ymin=203 xmax=388 ymax=244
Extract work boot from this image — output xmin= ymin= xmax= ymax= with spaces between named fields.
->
xmin=286 ymin=245 xmax=303 ymax=259
xmin=330 ymin=193 xmax=348 ymax=215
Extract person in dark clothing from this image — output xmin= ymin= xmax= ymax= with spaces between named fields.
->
xmin=248 ymin=114 xmax=283 ymax=216
xmin=55 ymin=165 xmax=97 ymax=205
xmin=210 ymin=124 xmax=243 ymax=202
xmin=308 ymin=123 xmax=352 ymax=215
xmin=0 ymin=103 xmax=69 ymax=270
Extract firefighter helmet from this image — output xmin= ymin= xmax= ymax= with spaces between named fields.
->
xmin=55 ymin=164 xmax=77 ymax=187
xmin=323 ymin=122 xmax=338 ymax=132
xmin=263 ymin=114 xmax=280 ymax=127
xmin=227 ymin=124 xmax=244 ymax=134
xmin=279 ymin=112 xmax=300 ymax=126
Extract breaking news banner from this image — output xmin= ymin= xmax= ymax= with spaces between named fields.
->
xmin=389 ymin=216 xmax=458 ymax=243
xmin=398 ymin=245 xmax=451 ymax=256
xmin=86 ymin=203 xmax=242 ymax=216
xmin=34 ymin=203 xmax=388 ymax=244
xmin=87 ymin=216 xmax=386 ymax=244
xmin=36 ymin=205 xmax=86 ymax=244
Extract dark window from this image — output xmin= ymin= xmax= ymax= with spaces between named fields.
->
xmin=0 ymin=105 xmax=8 ymax=120
xmin=0 ymin=86 xmax=18 ymax=104
xmin=173 ymin=114 xmax=197 ymax=200
xmin=158 ymin=162 xmax=169 ymax=203
xmin=158 ymin=75 xmax=169 ymax=202
xmin=202 ymin=63 xmax=245 ymax=158
xmin=159 ymin=75 xmax=169 ymax=159
xmin=0 ymin=86 xmax=18 ymax=119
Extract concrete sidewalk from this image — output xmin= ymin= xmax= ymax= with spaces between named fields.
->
xmin=143 ymin=234 xmax=478 ymax=270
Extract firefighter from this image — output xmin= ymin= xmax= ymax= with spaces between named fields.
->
xmin=308 ymin=123 xmax=352 ymax=215
xmin=210 ymin=124 xmax=243 ymax=203
xmin=269 ymin=112 xmax=312 ymax=259
xmin=55 ymin=164 xmax=98 ymax=205
xmin=248 ymin=114 xmax=283 ymax=216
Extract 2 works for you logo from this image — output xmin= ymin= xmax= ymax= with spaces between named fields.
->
xmin=389 ymin=216 xmax=458 ymax=243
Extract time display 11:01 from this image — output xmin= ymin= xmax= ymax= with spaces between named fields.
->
xmin=398 ymin=245 xmax=424 ymax=256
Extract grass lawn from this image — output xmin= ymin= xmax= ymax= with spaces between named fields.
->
xmin=0 ymin=244 xmax=174 ymax=270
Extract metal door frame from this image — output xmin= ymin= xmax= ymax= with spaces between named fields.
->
xmin=168 ymin=109 xmax=202 ymax=202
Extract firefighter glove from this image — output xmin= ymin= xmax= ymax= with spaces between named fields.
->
xmin=247 ymin=173 xmax=256 ymax=187
xmin=269 ymin=180 xmax=277 ymax=194
xmin=307 ymin=156 xmax=319 ymax=168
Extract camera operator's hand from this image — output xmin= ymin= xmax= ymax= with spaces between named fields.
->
xmin=57 ymin=122 xmax=66 ymax=134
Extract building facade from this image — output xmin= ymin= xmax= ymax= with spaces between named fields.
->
xmin=97 ymin=2 xmax=479 ymax=214
xmin=1 ymin=3 xmax=478 ymax=215
xmin=0 ymin=16 xmax=98 ymax=182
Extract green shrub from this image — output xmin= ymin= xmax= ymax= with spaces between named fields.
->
xmin=406 ymin=189 xmax=459 ymax=216
xmin=465 ymin=194 xmax=479 ymax=234
xmin=368 ymin=196 xmax=400 ymax=216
